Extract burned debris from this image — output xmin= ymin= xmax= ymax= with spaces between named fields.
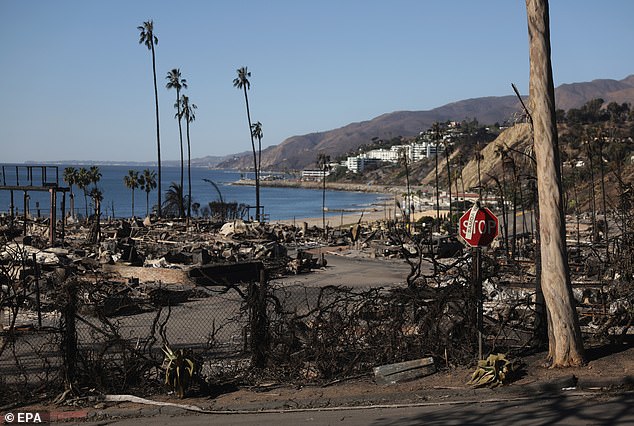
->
xmin=1 ymin=201 xmax=633 ymax=403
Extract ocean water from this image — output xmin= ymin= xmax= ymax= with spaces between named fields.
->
xmin=0 ymin=165 xmax=385 ymax=222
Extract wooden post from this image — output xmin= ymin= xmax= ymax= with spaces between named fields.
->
xmin=49 ymin=188 xmax=57 ymax=246
xmin=33 ymin=254 xmax=42 ymax=329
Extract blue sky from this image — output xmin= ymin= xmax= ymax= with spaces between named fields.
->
xmin=1 ymin=0 xmax=633 ymax=163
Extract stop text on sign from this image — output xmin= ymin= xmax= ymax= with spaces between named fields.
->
xmin=460 ymin=218 xmax=497 ymax=236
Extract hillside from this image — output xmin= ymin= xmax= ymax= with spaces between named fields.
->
xmin=216 ymin=75 xmax=634 ymax=171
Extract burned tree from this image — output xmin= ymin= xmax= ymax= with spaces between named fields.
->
xmin=526 ymin=0 xmax=584 ymax=366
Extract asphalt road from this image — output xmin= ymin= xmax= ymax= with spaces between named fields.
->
xmin=85 ymin=392 xmax=634 ymax=425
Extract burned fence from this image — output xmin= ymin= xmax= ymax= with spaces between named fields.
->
xmin=2 ymin=225 xmax=632 ymax=403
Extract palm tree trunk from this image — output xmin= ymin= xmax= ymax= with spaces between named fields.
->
xmin=445 ymin=146 xmax=453 ymax=230
xmin=526 ymin=0 xmax=584 ymax=366
xmin=176 ymin=88 xmax=184 ymax=218
xmin=434 ymin=126 xmax=441 ymax=232
xmin=132 ymin=188 xmax=135 ymax=218
xmin=151 ymin=43 xmax=162 ymax=218
xmin=598 ymin=141 xmax=609 ymax=260
xmin=501 ymin=165 xmax=509 ymax=254
xmin=187 ymin=120 xmax=192 ymax=220
xmin=243 ymin=86 xmax=260 ymax=221
xmin=586 ymin=143 xmax=598 ymax=243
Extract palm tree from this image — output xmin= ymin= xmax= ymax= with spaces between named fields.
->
xmin=88 ymin=166 xmax=102 ymax=188
xmin=495 ymin=145 xmax=510 ymax=254
xmin=88 ymin=186 xmax=104 ymax=244
xmin=162 ymin=182 xmax=185 ymax=217
xmin=433 ymin=123 xmax=441 ymax=232
xmin=317 ymin=153 xmax=331 ymax=236
xmin=179 ymin=95 xmax=197 ymax=219
xmin=443 ymin=139 xmax=453 ymax=230
xmin=583 ymin=135 xmax=599 ymax=243
xmin=137 ymin=20 xmax=162 ymax=217
xmin=76 ymin=167 xmax=91 ymax=218
xmin=88 ymin=166 xmax=102 ymax=217
xmin=474 ymin=142 xmax=484 ymax=199
xmin=397 ymin=147 xmax=412 ymax=226
xmin=139 ymin=168 xmax=157 ymax=217
xmin=233 ymin=66 xmax=260 ymax=221
xmin=63 ymin=167 xmax=78 ymax=218
xmin=166 ymin=68 xmax=187 ymax=217
xmin=251 ymin=121 xmax=263 ymax=176
xmin=596 ymin=132 xmax=609 ymax=260
xmin=124 ymin=170 xmax=140 ymax=218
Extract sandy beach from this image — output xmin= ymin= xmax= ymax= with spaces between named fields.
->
xmin=272 ymin=204 xmax=449 ymax=228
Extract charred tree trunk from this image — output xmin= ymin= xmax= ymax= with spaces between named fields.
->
xmin=526 ymin=0 xmax=584 ymax=366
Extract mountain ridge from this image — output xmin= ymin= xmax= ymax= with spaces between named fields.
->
xmin=217 ymin=74 xmax=634 ymax=171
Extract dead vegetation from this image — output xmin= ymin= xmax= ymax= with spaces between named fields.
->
xmin=1 ymin=199 xmax=633 ymax=405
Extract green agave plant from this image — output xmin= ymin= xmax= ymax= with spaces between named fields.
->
xmin=468 ymin=353 xmax=520 ymax=388
xmin=162 ymin=345 xmax=196 ymax=398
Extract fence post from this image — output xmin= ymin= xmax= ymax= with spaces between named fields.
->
xmin=249 ymin=267 xmax=269 ymax=368
xmin=61 ymin=280 xmax=78 ymax=389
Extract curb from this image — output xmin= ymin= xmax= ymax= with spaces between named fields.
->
xmin=12 ymin=376 xmax=634 ymax=422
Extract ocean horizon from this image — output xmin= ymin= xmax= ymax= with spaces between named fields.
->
xmin=0 ymin=164 xmax=386 ymax=222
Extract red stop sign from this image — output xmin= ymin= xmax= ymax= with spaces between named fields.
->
xmin=458 ymin=207 xmax=499 ymax=247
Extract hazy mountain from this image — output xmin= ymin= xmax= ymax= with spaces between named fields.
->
xmin=216 ymin=75 xmax=634 ymax=171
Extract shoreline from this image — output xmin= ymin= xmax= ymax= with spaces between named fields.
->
xmin=232 ymin=178 xmax=403 ymax=195
xmin=233 ymin=178 xmax=448 ymax=227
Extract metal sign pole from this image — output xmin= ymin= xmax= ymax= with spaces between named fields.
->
xmin=476 ymin=246 xmax=483 ymax=360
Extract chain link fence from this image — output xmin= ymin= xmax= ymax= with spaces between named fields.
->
xmin=2 ymin=227 xmax=632 ymax=405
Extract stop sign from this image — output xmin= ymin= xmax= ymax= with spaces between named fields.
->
xmin=458 ymin=206 xmax=499 ymax=247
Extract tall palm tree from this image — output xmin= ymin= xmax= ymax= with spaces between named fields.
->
xmin=179 ymin=95 xmax=197 ymax=219
xmin=137 ymin=20 xmax=162 ymax=217
xmin=233 ymin=66 xmax=260 ymax=221
xmin=166 ymin=68 xmax=187 ymax=217
xmin=139 ymin=168 xmax=157 ymax=217
xmin=124 ymin=170 xmax=140 ymax=218
xmin=63 ymin=167 xmax=78 ymax=218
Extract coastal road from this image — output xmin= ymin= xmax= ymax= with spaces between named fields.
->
xmin=273 ymin=252 xmax=415 ymax=289
xmin=86 ymin=392 xmax=634 ymax=425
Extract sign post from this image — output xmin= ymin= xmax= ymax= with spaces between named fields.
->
xmin=458 ymin=204 xmax=499 ymax=360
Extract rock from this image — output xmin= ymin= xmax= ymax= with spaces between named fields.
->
xmin=219 ymin=220 xmax=247 ymax=236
